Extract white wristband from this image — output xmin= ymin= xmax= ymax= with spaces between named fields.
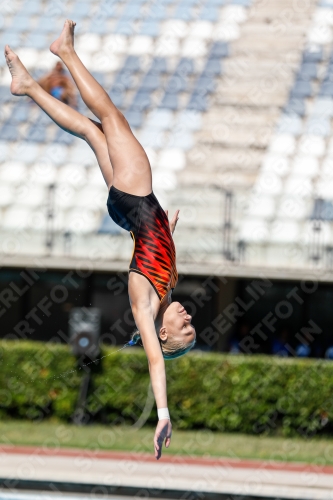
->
xmin=157 ymin=407 xmax=170 ymax=420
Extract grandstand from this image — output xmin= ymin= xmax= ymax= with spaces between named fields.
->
xmin=0 ymin=0 xmax=332 ymax=280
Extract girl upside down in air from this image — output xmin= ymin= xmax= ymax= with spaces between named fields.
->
xmin=4 ymin=19 xmax=196 ymax=460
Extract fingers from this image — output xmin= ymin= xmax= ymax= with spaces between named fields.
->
xmin=165 ymin=436 xmax=171 ymax=448
xmin=154 ymin=436 xmax=162 ymax=460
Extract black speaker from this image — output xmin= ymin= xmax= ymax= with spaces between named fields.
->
xmin=69 ymin=307 xmax=101 ymax=360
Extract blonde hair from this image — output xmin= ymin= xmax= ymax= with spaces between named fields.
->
xmin=130 ymin=330 xmax=196 ymax=360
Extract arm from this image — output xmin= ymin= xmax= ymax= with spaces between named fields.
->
xmin=131 ymin=300 xmax=172 ymax=459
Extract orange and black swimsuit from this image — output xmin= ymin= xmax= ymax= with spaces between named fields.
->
xmin=107 ymin=185 xmax=178 ymax=301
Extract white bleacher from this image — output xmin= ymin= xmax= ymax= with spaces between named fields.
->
xmin=0 ymin=0 xmax=328 ymax=273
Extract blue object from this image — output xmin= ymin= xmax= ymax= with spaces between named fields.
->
xmin=11 ymin=104 xmax=31 ymax=123
xmin=290 ymin=80 xmax=313 ymax=98
xmin=325 ymin=346 xmax=333 ymax=359
xmin=305 ymin=116 xmax=331 ymax=136
xmin=122 ymin=55 xmax=141 ymax=72
xmin=173 ymin=5 xmax=193 ymax=20
xmin=296 ymin=344 xmax=311 ymax=357
xmin=165 ymin=75 xmax=188 ymax=93
xmin=302 ymin=47 xmax=323 ymax=63
xmin=205 ymin=0 xmax=227 ymax=4
xmin=89 ymin=18 xmax=109 ymax=34
xmin=231 ymin=0 xmax=252 ymax=5
xmin=187 ymin=93 xmax=208 ymax=111
xmin=192 ymin=76 xmax=216 ymax=94
xmin=70 ymin=2 xmax=92 ymax=17
xmin=159 ymin=93 xmax=179 ymax=110
xmin=98 ymin=214 xmax=122 ymax=234
xmin=149 ymin=57 xmax=168 ymax=74
xmin=203 ymin=59 xmax=222 ymax=76
xmin=113 ymin=70 xmax=135 ymax=90
xmin=121 ymin=3 xmax=142 ymax=18
xmin=114 ymin=19 xmax=136 ymax=35
xmin=210 ymin=41 xmax=229 ymax=58
xmin=0 ymin=86 xmax=13 ymax=103
xmin=319 ymin=81 xmax=333 ymax=96
xmin=200 ymin=5 xmax=218 ymax=21
xmin=175 ymin=58 xmax=195 ymax=76
xmin=10 ymin=16 xmax=31 ymax=32
xmin=298 ymin=62 xmax=318 ymax=79
xmin=53 ymin=129 xmax=74 ymax=144
xmin=25 ymin=33 xmax=47 ymax=49
xmin=109 ymin=88 xmax=124 ymax=108
xmin=145 ymin=4 xmax=167 ymax=19
xmin=140 ymin=73 xmax=160 ymax=91
xmin=26 ymin=125 xmax=47 ymax=143
xmin=124 ymin=108 xmax=143 ymax=128
xmin=311 ymin=198 xmax=333 ymax=221
xmin=0 ymin=124 xmax=19 ymax=141
xmin=139 ymin=20 xmax=160 ymax=36
xmin=20 ymin=0 xmax=42 ymax=13
xmin=130 ymin=91 xmax=151 ymax=110
xmin=283 ymin=98 xmax=305 ymax=117
xmin=0 ymin=31 xmax=21 ymax=48
xmin=50 ymin=86 xmax=64 ymax=100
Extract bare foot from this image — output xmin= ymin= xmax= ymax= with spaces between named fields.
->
xmin=4 ymin=45 xmax=33 ymax=96
xmin=50 ymin=19 xmax=76 ymax=58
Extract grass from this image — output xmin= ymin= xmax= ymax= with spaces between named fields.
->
xmin=0 ymin=418 xmax=332 ymax=465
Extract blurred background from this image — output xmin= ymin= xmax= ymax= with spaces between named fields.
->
xmin=2 ymin=0 xmax=333 ymax=359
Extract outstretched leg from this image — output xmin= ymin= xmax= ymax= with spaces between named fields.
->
xmin=50 ymin=20 xmax=152 ymax=197
xmin=4 ymin=45 xmax=113 ymax=190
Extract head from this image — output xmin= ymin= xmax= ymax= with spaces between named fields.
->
xmin=158 ymin=301 xmax=196 ymax=359
xmin=129 ymin=301 xmax=196 ymax=360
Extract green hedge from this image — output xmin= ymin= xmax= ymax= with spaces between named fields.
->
xmin=1 ymin=340 xmax=333 ymax=437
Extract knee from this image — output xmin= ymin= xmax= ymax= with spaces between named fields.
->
xmin=102 ymin=109 xmax=131 ymax=133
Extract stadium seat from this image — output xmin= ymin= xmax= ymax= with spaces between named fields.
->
xmin=206 ymin=0 xmax=228 ymax=4
xmin=122 ymin=55 xmax=141 ymax=72
xmin=145 ymin=4 xmax=167 ymax=20
xmin=66 ymin=208 xmax=100 ymax=233
xmin=75 ymin=187 xmax=106 ymax=210
xmin=173 ymin=5 xmax=193 ymax=20
xmin=247 ymin=197 xmax=275 ymax=218
xmin=10 ymin=16 xmax=31 ymax=32
xmin=291 ymin=156 xmax=319 ymax=177
xmin=76 ymin=34 xmax=102 ymax=53
xmin=159 ymin=93 xmax=179 ymax=110
xmin=284 ymin=176 xmax=312 ymax=197
xmin=130 ymin=90 xmax=151 ymax=111
xmin=58 ymin=164 xmax=87 ymax=187
xmin=139 ymin=128 xmax=166 ymax=148
xmin=112 ymin=70 xmax=135 ymax=91
xmin=152 ymin=169 xmax=177 ymax=191
xmin=316 ymin=180 xmax=333 ymax=198
xmin=297 ymin=62 xmax=318 ymax=80
xmin=2 ymin=207 xmax=31 ymax=229
xmin=239 ymin=219 xmax=269 ymax=242
xmin=310 ymin=198 xmax=333 ymax=221
xmin=20 ymin=0 xmax=42 ymax=14
xmin=298 ymin=135 xmax=325 ymax=156
xmin=277 ymin=196 xmax=309 ymax=220
xmin=187 ymin=93 xmax=209 ymax=111
xmin=140 ymin=73 xmax=160 ymax=91
xmin=203 ymin=59 xmax=222 ymax=76
xmin=121 ymin=3 xmax=142 ymax=18
xmin=146 ymin=109 xmax=174 ymax=129
xmin=318 ymin=81 xmax=333 ymax=96
xmin=283 ymin=98 xmax=305 ymax=116
xmin=98 ymin=214 xmax=122 ymax=235
xmin=261 ymin=154 xmax=289 ymax=176
xmin=0 ymin=185 xmax=14 ymax=207
xmin=0 ymin=124 xmax=20 ymax=142
xmin=54 ymin=183 xmax=77 ymax=208
xmin=124 ymin=108 xmax=144 ymax=128
xmin=10 ymin=104 xmax=30 ymax=124
xmin=290 ymin=80 xmax=314 ymax=98
xmin=149 ymin=57 xmax=168 ymax=74
xmin=175 ymin=58 xmax=195 ymax=76
xmin=302 ymin=47 xmax=324 ymax=62
xmin=200 ymin=5 xmax=219 ymax=21
xmin=29 ymin=164 xmax=57 ymax=185
xmin=109 ymin=87 xmax=125 ymax=107
xmin=270 ymin=221 xmax=300 ymax=243
xmin=114 ymin=19 xmax=136 ymax=35
xmin=0 ymin=162 xmax=27 ymax=184
xmin=192 ymin=76 xmax=216 ymax=94
xmin=69 ymin=2 xmax=92 ymax=18
xmin=276 ymin=113 xmax=302 ymax=135
xmin=268 ymin=134 xmax=296 ymax=155
xmin=209 ymin=41 xmax=229 ymax=58
xmin=44 ymin=144 xmax=68 ymax=165
xmin=53 ymin=129 xmax=75 ymax=145
xmin=295 ymin=344 xmax=311 ymax=357
xmin=255 ymin=172 xmax=283 ymax=196
xmin=178 ymin=110 xmax=202 ymax=130
xmin=128 ymin=36 xmax=154 ymax=55
xmin=139 ymin=20 xmax=160 ymax=37
xmin=89 ymin=19 xmax=111 ymax=35
xmin=25 ymin=33 xmax=48 ymax=49
xmin=16 ymin=185 xmax=47 ymax=207
xmin=11 ymin=142 xmax=39 ymax=163
xmin=305 ymin=116 xmax=331 ymax=136
xmin=167 ymin=130 xmax=194 ymax=149
xmin=0 ymin=31 xmax=20 ymax=49
xmin=0 ymin=87 xmax=13 ymax=104
xmin=26 ymin=125 xmax=47 ymax=143
xmin=182 ymin=38 xmax=207 ymax=58
xmin=165 ymin=74 xmax=188 ymax=93
xmin=69 ymin=143 xmax=96 ymax=166
xmin=157 ymin=149 xmax=186 ymax=170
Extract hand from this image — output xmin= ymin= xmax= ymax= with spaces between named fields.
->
xmin=165 ymin=209 xmax=180 ymax=235
xmin=154 ymin=418 xmax=172 ymax=460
